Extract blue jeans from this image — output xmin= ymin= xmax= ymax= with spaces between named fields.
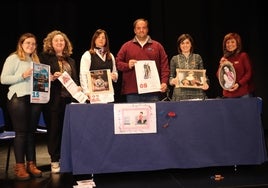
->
xmin=240 ymin=93 xmax=254 ymax=98
xmin=126 ymin=93 xmax=160 ymax=102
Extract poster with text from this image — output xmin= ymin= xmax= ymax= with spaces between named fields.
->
xmin=30 ymin=62 xmax=50 ymax=103
xmin=58 ymin=71 xmax=88 ymax=103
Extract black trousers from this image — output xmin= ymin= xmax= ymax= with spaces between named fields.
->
xmin=7 ymin=94 xmax=42 ymax=163
xmin=43 ymin=95 xmax=72 ymax=162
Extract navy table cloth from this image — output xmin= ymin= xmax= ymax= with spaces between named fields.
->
xmin=60 ymin=98 xmax=267 ymax=175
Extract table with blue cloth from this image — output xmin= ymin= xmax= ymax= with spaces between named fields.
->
xmin=60 ymin=97 xmax=267 ymax=175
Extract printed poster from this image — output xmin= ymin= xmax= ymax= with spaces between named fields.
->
xmin=114 ymin=103 xmax=157 ymax=134
xmin=87 ymin=69 xmax=114 ymax=104
xmin=58 ymin=71 xmax=88 ymax=103
xmin=30 ymin=62 xmax=50 ymax=103
xmin=135 ymin=60 xmax=161 ymax=94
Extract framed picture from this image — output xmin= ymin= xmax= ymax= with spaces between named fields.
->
xmin=113 ymin=103 xmax=157 ymax=134
xmin=218 ymin=61 xmax=236 ymax=90
xmin=175 ymin=69 xmax=206 ymax=89
xmin=87 ymin=69 xmax=114 ymax=94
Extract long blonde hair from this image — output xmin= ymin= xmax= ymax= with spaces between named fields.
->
xmin=15 ymin=32 xmax=40 ymax=63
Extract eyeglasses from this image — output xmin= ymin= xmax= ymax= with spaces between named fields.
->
xmin=23 ymin=41 xmax=36 ymax=46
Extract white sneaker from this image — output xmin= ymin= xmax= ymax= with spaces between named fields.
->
xmin=51 ymin=162 xmax=60 ymax=173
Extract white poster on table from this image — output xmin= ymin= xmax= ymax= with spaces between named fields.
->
xmin=114 ymin=103 xmax=157 ymax=134
xmin=30 ymin=62 xmax=50 ymax=104
xmin=135 ymin=60 xmax=161 ymax=94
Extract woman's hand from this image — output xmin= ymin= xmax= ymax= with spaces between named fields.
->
xmin=77 ymin=86 xmax=82 ymax=92
xmin=169 ymin=78 xmax=177 ymax=86
xmin=227 ymin=83 xmax=239 ymax=91
xmin=219 ymin=57 xmax=228 ymax=65
xmin=202 ymin=83 xmax=209 ymax=90
xmin=111 ymin=72 xmax=117 ymax=81
xmin=22 ymin=68 xmax=33 ymax=79
xmin=51 ymin=71 xmax=62 ymax=81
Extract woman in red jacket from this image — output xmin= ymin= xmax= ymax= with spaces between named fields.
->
xmin=216 ymin=32 xmax=255 ymax=98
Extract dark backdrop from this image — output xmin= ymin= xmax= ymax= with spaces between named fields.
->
xmin=0 ymin=0 xmax=267 ymax=128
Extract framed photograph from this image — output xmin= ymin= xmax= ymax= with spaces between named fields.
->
xmin=113 ymin=103 xmax=157 ymax=134
xmin=87 ymin=69 xmax=114 ymax=94
xmin=175 ymin=69 xmax=206 ymax=89
xmin=218 ymin=61 xmax=236 ymax=90
xmin=87 ymin=69 xmax=114 ymax=104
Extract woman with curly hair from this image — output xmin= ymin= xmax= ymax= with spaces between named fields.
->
xmin=39 ymin=30 xmax=80 ymax=173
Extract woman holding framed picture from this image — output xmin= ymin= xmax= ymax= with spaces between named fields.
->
xmin=216 ymin=32 xmax=255 ymax=98
xmin=169 ymin=33 xmax=209 ymax=101
xmin=80 ymin=29 xmax=118 ymax=103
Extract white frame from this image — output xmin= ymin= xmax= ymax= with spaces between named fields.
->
xmin=218 ymin=61 xmax=236 ymax=90
xmin=87 ymin=69 xmax=114 ymax=94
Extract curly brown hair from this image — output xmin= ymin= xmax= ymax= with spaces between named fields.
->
xmin=42 ymin=30 xmax=73 ymax=57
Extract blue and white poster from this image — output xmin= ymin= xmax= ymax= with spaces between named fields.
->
xmin=30 ymin=62 xmax=50 ymax=103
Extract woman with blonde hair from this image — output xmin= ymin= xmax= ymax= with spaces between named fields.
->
xmin=1 ymin=33 xmax=42 ymax=180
